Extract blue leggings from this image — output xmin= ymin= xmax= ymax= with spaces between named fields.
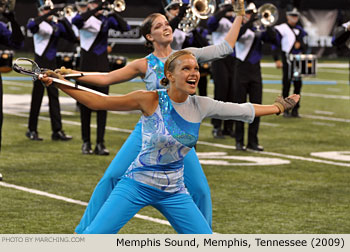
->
xmin=75 ymin=122 xmax=212 ymax=233
xmin=82 ymin=178 xmax=212 ymax=234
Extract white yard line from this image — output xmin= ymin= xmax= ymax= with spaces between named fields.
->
xmin=0 ymin=181 xmax=171 ymax=227
xmin=196 ymin=141 xmax=350 ymax=167
xmin=2 ymin=106 xmax=349 ymax=231
xmin=5 ymin=110 xmax=350 ymax=165
xmin=263 ymin=88 xmax=350 ymax=100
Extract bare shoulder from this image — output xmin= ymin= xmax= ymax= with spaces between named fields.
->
xmin=129 ymin=58 xmax=148 ymax=75
xmin=135 ymin=90 xmax=158 ymax=101
xmin=134 ymin=90 xmax=158 ymax=116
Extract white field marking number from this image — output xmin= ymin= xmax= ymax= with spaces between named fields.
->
xmin=310 ymin=151 xmax=350 ymax=162
xmin=196 ymin=152 xmax=290 ymax=166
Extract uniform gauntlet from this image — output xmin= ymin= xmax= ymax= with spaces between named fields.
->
xmin=273 ymin=96 xmax=297 ymax=115
xmin=54 ymin=66 xmax=74 ymax=76
xmin=233 ymin=0 xmax=245 ymax=16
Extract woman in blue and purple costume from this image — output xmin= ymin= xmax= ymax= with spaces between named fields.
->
xmin=56 ymin=0 xmax=245 ymax=233
xmin=43 ymin=50 xmax=299 ymax=233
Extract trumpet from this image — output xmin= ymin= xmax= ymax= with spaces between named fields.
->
xmin=191 ymin=0 xmax=216 ymax=19
xmin=111 ymin=0 xmax=126 ymax=12
xmin=58 ymin=5 xmax=75 ymax=19
xmin=254 ymin=3 xmax=278 ymax=30
xmin=177 ymin=0 xmax=216 ymax=32
xmin=103 ymin=0 xmax=126 ymax=13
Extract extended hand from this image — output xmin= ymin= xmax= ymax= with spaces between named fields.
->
xmin=54 ymin=66 xmax=74 ymax=76
xmin=40 ymin=70 xmax=64 ymax=87
xmin=233 ymin=0 xmax=245 ymax=16
xmin=273 ymin=94 xmax=300 ymax=115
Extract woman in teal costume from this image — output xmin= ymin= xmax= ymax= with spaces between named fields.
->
xmin=56 ymin=1 xmax=246 ymax=233
xmin=43 ymin=50 xmax=299 ymax=233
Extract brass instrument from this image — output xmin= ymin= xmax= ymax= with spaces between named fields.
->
xmin=111 ymin=0 xmax=126 ymax=12
xmin=254 ymin=3 xmax=278 ymax=30
xmin=178 ymin=8 xmax=201 ymax=33
xmin=102 ymin=0 xmax=126 ymax=13
xmin=58 ymin=5 xmax=75 ymax=18
xmin=165 ymin=0 xmax=216 ymax=32
xmin=191 ymin=0 xmax=216 ymax=19
xmin=0 ymin=0 xmax=16 ymax=13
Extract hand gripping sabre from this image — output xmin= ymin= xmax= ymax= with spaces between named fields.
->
xmin=12 ymin=58 xmax=108 ymax=97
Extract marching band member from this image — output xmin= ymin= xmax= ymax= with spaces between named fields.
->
xmin=233 ymin=3 xmax=277 ymax=151
xmin=272 ymin=7 xmax=307 ymax=118
xmin=0 ymin=6 xmax=24 ymax=151
xmin=207 ymin=0 xmax=236 ymax=138
xmin=25 ymin=0 xmax=77 ymax=141
xmin=162 ymin=0 xmax=189 ymax=50
xmin=72 ymin=0 xmax=130 ymax=155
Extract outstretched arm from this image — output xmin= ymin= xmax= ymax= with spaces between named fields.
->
xmin=224 ymin=0 xmax=245 ymax=48
xmin=40 ymin=73 xmax=157 ymax=115
xmin=55 ymin=57 xmax=147 ymax=87
xmin=186 ymin=0 xmax=244 ymax=63
xmin=254 ymin=94 xmax=300 ymax=117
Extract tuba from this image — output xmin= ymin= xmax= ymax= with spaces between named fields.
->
xmin=255 ymin=3 xmax=278 ymax=30
xmin=0 ymin=0 xmax=16 ymax=13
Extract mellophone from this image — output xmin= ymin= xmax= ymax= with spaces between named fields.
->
xmin=0 ymin=50 xmax=14 ymax=73
xmin=289 ymin=54 xmax=317 ymax=79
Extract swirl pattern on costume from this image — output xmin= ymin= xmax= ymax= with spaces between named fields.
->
xmin=124 ymin=90 xmax=200 ymax=193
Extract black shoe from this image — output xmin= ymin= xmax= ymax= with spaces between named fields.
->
xmin=235 ymin=142 xmax=246 ymax=151
xmin=26 ymin=130 xmax=43 ymax=141
xmin=222 ymin=129 xmax=235 ymax=138
xmin=94 ymin=143 xmax=109 ymax=156
xmin=283 ymin=110 xmax=291 ymax=118
xmin=82 ymin=142 xmax=93 ymax=155
xmin=247 ymin=144 xmax=264 ymax=151
xmin=52 ymin=130 xmax=72 ymax=141
xmin=291 ymin=109 xmax=300 ymax=118
xmin=212 ymin=128 xmax=225 ymax=139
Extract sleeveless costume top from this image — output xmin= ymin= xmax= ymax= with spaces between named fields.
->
xmin=124 ymin=90 xmax=200 ymax=194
